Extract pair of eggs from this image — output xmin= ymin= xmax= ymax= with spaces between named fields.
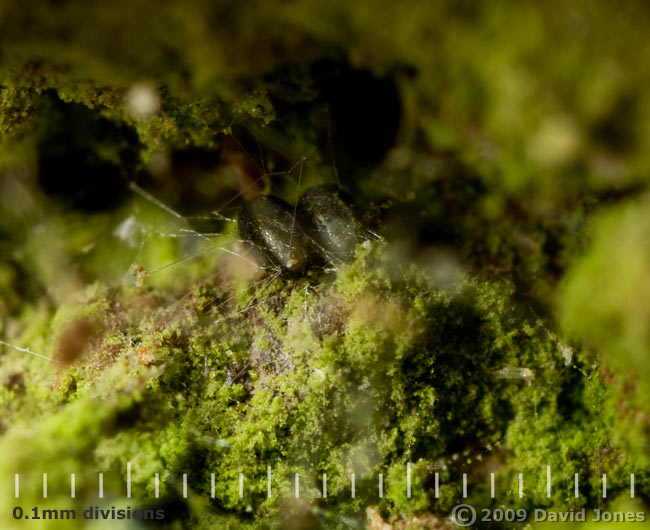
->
xmin=238 ymin=186 xmax=365 ymax=274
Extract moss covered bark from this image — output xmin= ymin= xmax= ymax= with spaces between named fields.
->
xmin=1 ymin=1 xmax=650 ymax=529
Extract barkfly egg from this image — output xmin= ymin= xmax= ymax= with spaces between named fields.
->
xmin=297 ymin=186 xmax=365 ymax=266
xmin=238 ymin=194 xmax=315 ymax=274
xmin=238 ymin=186 xmax=367 ymax=274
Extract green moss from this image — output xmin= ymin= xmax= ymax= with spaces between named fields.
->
xmin=0 ymin=85 xmax=39 ymax=136
xmin=0 ymin=243 xmax=639 ymax=528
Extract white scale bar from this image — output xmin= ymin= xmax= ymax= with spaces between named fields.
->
xmin=14 ymin=474 xmax=19 ymax=499
xmin=407 ymin=462 xmax=411 ymax=499
xmin=21 ymin=468 xmax=635 ymax=504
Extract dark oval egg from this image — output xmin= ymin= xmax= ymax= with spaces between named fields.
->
xmin=298 ymin=186 xmax=364 ymax=265
xmin=238 ymin=195 xmax=314 ymax=274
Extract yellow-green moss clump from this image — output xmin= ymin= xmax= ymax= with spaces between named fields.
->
xmin=560 ymin=194 xmax=650 ymax=471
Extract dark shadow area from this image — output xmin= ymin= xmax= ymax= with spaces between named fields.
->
xmin=313 ymin=63 xmax=402 ymax=182
xmin=37 ymin=92 xmax=142 ymax=212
